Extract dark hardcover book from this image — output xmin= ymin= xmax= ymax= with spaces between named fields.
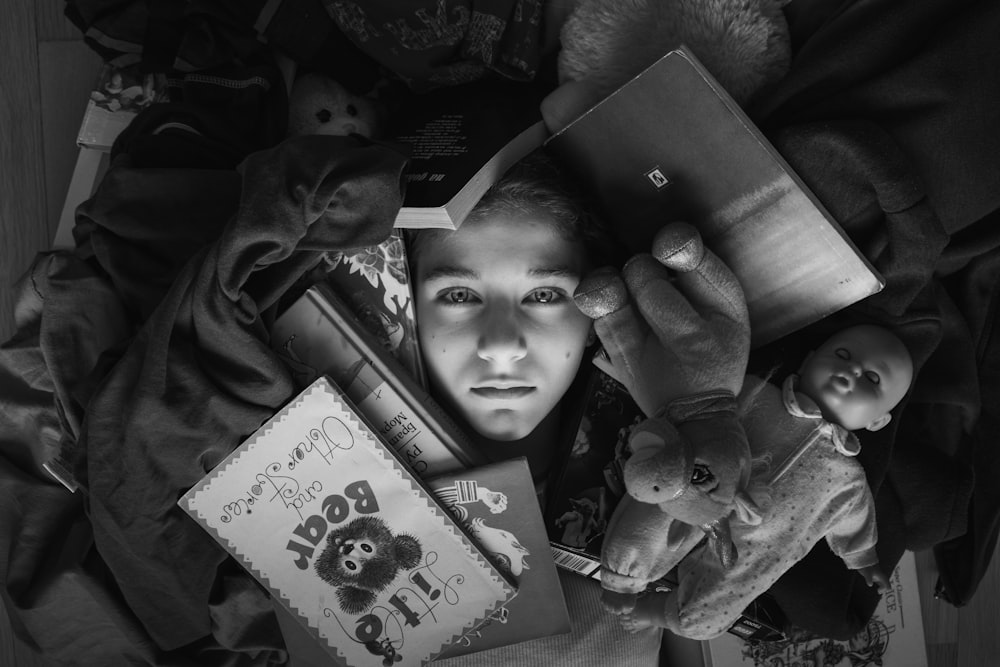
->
xmin=545 ymin=363 xmax=786 ymax=642
xmin=545 ymin=47 xmax=884 ymax=347
xmin=179 ymin=377 xmax=516 ymax=667
xmin=428 ymin=458 xmax=572 ymax=657
xmin=322 ymin=230 xmax=427 ymax=389
xmin=270 ymin=284 xmax=486 ymax=478
xmin=388 ymin=79 xmax=549 ymax=230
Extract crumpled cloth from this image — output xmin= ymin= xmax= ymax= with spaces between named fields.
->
xmin=0 ymin=134 xmax=406 ymax=664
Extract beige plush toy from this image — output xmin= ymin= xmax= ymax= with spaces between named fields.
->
xmin=557 ymin=0 xmax=791 ymax=107
xmin=542 ymin=0 xmax=791 ymax=135
xmin=286 ymin=72 xmax=383 ymax=138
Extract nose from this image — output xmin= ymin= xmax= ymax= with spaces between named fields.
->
xmin=477 ymin=308 xmax=527 ymax=364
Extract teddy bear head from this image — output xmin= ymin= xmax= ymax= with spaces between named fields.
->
xmin=287 ymin=72 xmax=383 ymax=138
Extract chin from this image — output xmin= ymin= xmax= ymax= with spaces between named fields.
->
xmin=471 ymin=420 xmax=536 ymax=442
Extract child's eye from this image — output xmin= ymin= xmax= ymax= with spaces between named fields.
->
xmin=526 ymin=288 xmax=564 ymax=304
xmin=864 ymin=371 xmax=881 ymax=385
xmin=835 ymin=348 xmax=851 ymax=360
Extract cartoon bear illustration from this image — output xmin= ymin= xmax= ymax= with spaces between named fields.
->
xmin=314 ymin=515 xmax=423 ymax=615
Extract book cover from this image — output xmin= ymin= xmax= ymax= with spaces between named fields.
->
xmin=427 ymin=458 xmax=572 ymax=657
xmin=704 ymin=551 xmax=928 ymax=666
xmin=545 ymin=363 xmax=786 ymax=642
xmin=544 ymin=366 xmax=645 ymax=582
xmin=178 ymin=378 xmax=516 ymax=667
xmin=388 ymin=79 xmax=550 ymax=230
xmin=321 ymin=231 xmax=427 ymax=389
xmin=545 ymin=47 xmax=884 ymax=347
xmin=77 ymin=63 xmax=168 ymax=152
xmin=270 ymin=284 xmax=486 ymax=478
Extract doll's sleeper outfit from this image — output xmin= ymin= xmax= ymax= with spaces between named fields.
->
xmin=658 ymin=374 xmax=880 ymax=639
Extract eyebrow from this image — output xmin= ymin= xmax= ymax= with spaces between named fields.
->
xmin=419 ymin=265 xmax=582 ymax=282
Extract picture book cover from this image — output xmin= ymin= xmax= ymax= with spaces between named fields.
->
xmin=428 ymin=458 xmax=571 ymax=657
xmin=77 ymin=63 xmax=168 ymax=151
xmin=545 ymin=47 xmax=884 ymax=347
xmin=178 ymin=378 xmax=516 ymax=667
xmin=544 ymin=366 xmax=646 ymax=582
xmin=704 ymin=551 xmax=927 ymax=666
xmin=321 ymin=231 xmax=427 ymax=389
xmin=270 ymin=284 xmax=486 ymax=478
xmin=387 ymin=79 xmax=549 ymax=229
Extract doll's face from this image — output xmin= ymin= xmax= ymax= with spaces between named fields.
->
xmin=414 ymin=215 xmax=592 ymax=441
xmin=798 ymin=325 xmax=913 ymax=431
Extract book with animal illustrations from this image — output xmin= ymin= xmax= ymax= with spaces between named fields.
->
xmin=388 ymin=78 xmax=549 ymax=230
xmin=703 ymin=550 xmax=928 ymax=666
xmin=428 ymin=458 xmax=571 ymax=657
xmin=270 ymin=283 xmax=486 ymax=478
xmin=178 ymin=377 xmax=516 ymax=667
xmin=320 ymin=231 xmax=427 ymax=388
xmin=545 ymin=47 xmax=884 ymax=347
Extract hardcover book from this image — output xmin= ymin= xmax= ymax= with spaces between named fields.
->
xmin=545 ymin=47 xmax=884 ymax=347
xmin=178 ymin=378 xmax=516 ymax=667
xmin=77 ymin=63 xmax=168 ymax=152
xmin=545 ymin=363 xmax=786 ymax=642
xmin=703 ymin=551 xmax=928 ymax=666
xmin=270 ymin=284 xmax=486 ymax=478
xmin=388 ymin=79 xmax=549 ymax=230
xmin=428 ymin=458 xmax=571 ymax=657
xmin=321 ymin=231 xmax=427 ymax=388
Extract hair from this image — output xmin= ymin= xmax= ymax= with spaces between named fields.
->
xmin=407 ymin=149 xmax=624 ymax=270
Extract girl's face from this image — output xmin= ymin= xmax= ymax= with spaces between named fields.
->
xmin=414 ymin=214 xmax=593 ymax=441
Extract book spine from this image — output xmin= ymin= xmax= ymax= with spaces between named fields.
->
xmin=270 ymin=285 xmax=485 ymax=478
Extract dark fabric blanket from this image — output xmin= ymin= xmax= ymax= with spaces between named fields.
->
xmin=0 ymin=133 xmax=406 ymax=664
xmin=744 ymin=0 xmax=1000 ymax=638
xmin=2 ymin=0 xmax=999 ymax=662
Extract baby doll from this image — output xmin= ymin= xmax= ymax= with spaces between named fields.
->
xmin=610 ymin=323 xmax=914 ymax=639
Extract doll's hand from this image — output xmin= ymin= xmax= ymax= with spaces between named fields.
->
xmin=601 ymin=589 xmax=638 ymax=615
xmin=859 ymin=565 xmax=891 ymax=594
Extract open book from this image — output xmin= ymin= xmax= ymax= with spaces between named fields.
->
xmin=389 ymin=79 xmax=549 ymax=230
xmin=545 ymin=48 xmax=884 ymax=347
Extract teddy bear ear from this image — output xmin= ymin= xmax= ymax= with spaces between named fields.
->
xmin=394 ymin=534 xmax=423 ymax=569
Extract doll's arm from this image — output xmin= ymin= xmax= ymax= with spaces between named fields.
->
xmin=825 ymin=478 xmax=880 ymax=571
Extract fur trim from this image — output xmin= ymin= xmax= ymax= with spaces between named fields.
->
xmin=558 ymin=0 xmax=790 ymax=106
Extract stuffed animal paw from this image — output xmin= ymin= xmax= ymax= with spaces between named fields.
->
xmin=574 ymin=220 xmax=755 ymax=523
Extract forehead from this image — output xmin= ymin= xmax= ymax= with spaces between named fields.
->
xmin=414 ymin=214 xmax=587 ymax=277
xmin=822 ymin=326 xmax=902 ymax=358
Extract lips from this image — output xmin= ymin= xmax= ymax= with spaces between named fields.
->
xmin=470 ymin=386 xmax=536 ymax=400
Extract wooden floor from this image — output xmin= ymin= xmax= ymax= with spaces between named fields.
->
xmin=1 ymin=3 xmax=998 ymax=666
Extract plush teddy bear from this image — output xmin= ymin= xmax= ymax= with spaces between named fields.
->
xmin=286 ymin=72 xmax=384 ymax=138
xmin=543 ymin=0 xmax=791 ymax=133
